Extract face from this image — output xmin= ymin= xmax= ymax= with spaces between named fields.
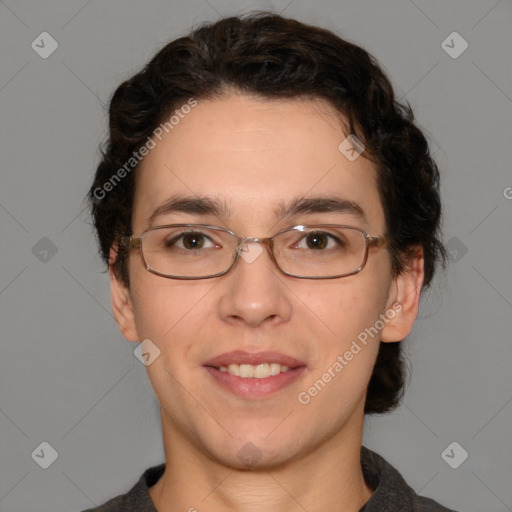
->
xmin=111 ymin=93 xmax=422 ymax=470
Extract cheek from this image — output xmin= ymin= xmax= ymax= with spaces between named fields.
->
xmin=128 ymin=280 xmax=208 ymax=407
xmin=309 ymin=276 xmax=390 ymax=343
xmin=299 ymin=279 xmax=390 ymax=406
xmin=129 ymin=272 xmax=208 ymax=344
xmin=298 ymin=266 xmax=392 ymax=392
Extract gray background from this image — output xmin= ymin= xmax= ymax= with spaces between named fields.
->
xmin=0 ymin=1 xmax=511 ymax=511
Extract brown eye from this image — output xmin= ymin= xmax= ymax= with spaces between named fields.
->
xmin=305 ymin=232 xmax=329 ymax=249
xmin=290 ymin=230 xmax=349 ymax=253
xmin=163 ymin=231 xmax=215 ymax=251
xmin=181 ymin=233 xmax=205 ymax=249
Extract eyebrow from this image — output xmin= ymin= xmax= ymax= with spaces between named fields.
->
xmin=148 ymin=194 xmax=368 ymax=225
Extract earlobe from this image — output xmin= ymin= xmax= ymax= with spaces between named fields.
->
xmin=380 ymin=246 xmax=424 ymax=343
xmin=109 ymin=245 xmax=139 ymax=342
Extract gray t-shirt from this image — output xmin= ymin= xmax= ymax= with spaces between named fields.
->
xmin=81 ymin=446 xmax=460 ymax=511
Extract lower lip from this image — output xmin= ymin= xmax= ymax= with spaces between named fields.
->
xmin=204 ymin=366 xmax=307 ymax=398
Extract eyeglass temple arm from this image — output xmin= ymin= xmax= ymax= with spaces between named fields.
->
xmin=368 ymin=235 xmax=388 ymax=247
xmin=119 ymin=236 xmax=141 ymax=250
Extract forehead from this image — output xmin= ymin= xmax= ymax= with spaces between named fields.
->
xmin=132 ymin=93 xmax=385 ymax=234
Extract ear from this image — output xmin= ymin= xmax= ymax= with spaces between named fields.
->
xmin=380 ymin=245 xmax=424 ymax=343
xmin=109 ymin=244 xmax=139 ymax=342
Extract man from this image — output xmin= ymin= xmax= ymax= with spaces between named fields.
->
xmin=85 ymin=12 xmax=456 ymax=512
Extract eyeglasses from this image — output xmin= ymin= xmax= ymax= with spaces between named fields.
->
xmin=119 ymin=224 xmax=388 ymax=280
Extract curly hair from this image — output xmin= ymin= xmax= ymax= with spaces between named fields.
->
xmin=88 ymin=12 xmax=447 ymax=415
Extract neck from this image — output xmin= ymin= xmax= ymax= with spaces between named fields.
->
xmin=149 ymin=407 xmax=373 ymax=512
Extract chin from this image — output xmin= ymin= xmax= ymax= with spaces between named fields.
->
xmin=201 ymin=432 xmax=307 ymax=471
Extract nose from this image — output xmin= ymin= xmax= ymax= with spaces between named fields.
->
xmin=216 ymin=240 xmax=293 ymax=328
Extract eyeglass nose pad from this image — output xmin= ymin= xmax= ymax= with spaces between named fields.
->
xmin=237 ymin=240 xmax=264 ymax=264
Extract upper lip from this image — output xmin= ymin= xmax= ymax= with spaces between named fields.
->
xmin=203 ymin=350 xmax=305 ymax=369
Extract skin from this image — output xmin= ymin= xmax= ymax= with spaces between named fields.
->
xmin=110 ymin=93 xmax=424 ymax=512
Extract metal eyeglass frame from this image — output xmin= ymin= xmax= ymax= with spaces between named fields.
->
xmin=119 ymin=224 xmax=388 ymax=280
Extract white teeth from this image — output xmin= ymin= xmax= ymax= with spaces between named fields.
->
xmin=227 ymin=364 xmax=239 ymax=376
xmin=218 ymin=363 xmax=292 ymax=378
xmin=239 ymin=364 xmax=254 ymax=378
xmin=254 ymin=363 xmax=270 ymax=378
xmin=270 ymin=363 xmax=281 ymax=376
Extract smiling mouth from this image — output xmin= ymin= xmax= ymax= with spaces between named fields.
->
xmin=203 ymin=350 xmax=306 ymax=397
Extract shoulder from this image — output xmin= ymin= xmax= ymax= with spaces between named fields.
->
xmin=78 ymin=463 xmax=165 ymax=512
xmin=360 ymin=446 xmax=462 ymax=512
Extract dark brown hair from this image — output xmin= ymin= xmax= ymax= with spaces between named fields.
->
xmin=88 ymin=12 xmax=447 ymax=414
